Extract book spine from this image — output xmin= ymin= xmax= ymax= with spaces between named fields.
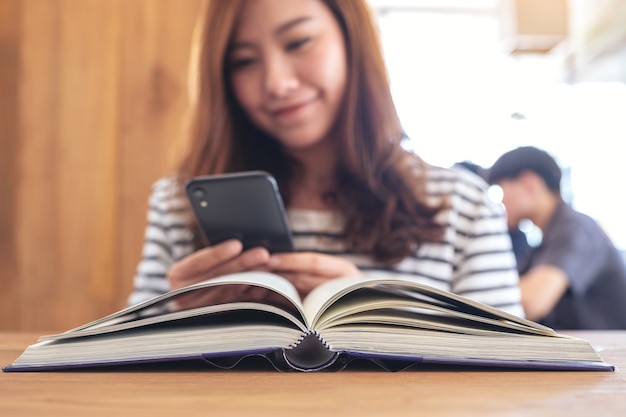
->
xmin=282 ymin=331 xmax=337 ymax=371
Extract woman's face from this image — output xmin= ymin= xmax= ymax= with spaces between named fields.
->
xmin=228 ymin=0 xmax=348 ymax=152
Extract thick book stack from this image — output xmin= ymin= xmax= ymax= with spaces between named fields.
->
xmin=3 ymin=272 xmax=614 ymax=372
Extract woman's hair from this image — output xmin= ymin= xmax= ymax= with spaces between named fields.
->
xmin=179 ymin=0 xmax=446 ymax=263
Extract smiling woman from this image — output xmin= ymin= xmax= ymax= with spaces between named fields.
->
xmin=0 ymin=0 xmax=527 ymax=333
xmin=127 ymin=0 xmax=525 ymax=320
xmin=228 ymin=0 xmax=348 ymax=153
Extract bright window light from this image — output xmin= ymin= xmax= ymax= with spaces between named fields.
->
xmin=374 ymin=7 xmax=626 ymax=249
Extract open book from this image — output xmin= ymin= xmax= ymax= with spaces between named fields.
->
xmin=3 ymin=272 xmax=614 ymax=372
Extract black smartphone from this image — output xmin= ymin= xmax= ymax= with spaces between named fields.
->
xmin=185 ymin=171 xmax=294 ymax=253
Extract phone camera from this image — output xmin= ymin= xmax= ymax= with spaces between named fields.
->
xmin=192 ymin=188 xmax=205 ymax=199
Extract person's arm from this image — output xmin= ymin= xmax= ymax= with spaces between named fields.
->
xmin=519 ymin=264 xmax=569 ymax=321
xmin=127 ymin=178 xmax=183 ymax=307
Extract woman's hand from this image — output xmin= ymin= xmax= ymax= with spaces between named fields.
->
xmin=267 ymin=252 xmax=361 ymax=298
xmin=167 ymin=240 xmax=273 ymax=310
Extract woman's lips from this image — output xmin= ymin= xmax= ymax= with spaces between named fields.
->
xmin=270 ymin=98 xmax=316 ymax=118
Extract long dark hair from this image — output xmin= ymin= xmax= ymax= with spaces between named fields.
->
xmin=178 ymin=0 xmax=446 ymax=263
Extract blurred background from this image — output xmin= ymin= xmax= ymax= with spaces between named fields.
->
xmin=369 ymin=0 xmax=626 ymax=249
xmin=1 ymin=0 xmax=625 ymax=331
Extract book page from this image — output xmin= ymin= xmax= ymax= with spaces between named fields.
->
xmin=40 ymin=301 xmax=309 ymax=341
xmin=302 ymin=276 xmax=378 ymax=325
xmin=303 ymin=276 xmax=555 ymax=336
xmin=53 ymin=272 xmax=306 ymax=338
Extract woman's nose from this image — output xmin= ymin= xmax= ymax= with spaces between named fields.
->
xmin=263 ymin=55 xmax=300 ymax=98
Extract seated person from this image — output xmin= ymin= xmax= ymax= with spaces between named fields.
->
xmin=127 ymin=0 xmax=524 ymax=318
xmin=488 ymin=146 xmax=626 ymax=329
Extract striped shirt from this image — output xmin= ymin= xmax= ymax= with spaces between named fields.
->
xmin=128 ymin=164 xmax=524 ymax=317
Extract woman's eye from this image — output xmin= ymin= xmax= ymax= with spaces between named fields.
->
xmin=230 ymin=57 xmax=256 ymax=70
xmin=286 ymin=37 xmax=311 ymax=52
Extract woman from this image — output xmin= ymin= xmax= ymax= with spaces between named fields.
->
xmin=128 ymin=0 xmax=523 ymax=316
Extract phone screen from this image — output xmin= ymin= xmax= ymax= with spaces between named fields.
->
xmin=185 ymin=171 xmax=294 ymax=253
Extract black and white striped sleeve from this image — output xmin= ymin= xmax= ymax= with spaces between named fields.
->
xmin=127 ymin=177 xmax=195 ymax=307
xmin=442 ymin=168 xmax=524 ymax=316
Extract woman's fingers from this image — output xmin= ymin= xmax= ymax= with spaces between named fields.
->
xmin=170 ymin=250 xmax=362 ymax=309
xmin=168 ymin=240 xmax=244 ymax=288
xmin=208 ymin=247 xmax=271 ymax=278
xmin=269 ymin=252 xmax=360 ymax=277
xmin=268 ymin=252 xmax=361 ymax=297
xmin=168 ymin=240 xmax=272 ymax=292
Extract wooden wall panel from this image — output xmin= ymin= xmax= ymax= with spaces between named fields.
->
xmin=14 ymin=0 xmax=63 ymax=330
xmin=117 ymin=0 xmax=203 ymax=310
xmin=15 ymin=0 xmax=121 ymax=330
xmin=0 ymin=0 xmax=20 ymax=329
xmin=0 ymin=0 xmax=203 ymax=331
xmin=55 ymin=0 xmax=121 ymax=326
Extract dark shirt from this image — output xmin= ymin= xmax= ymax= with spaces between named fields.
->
xmin=509 ymin=227 xmax=531 ymax=265
xmin=518 ymin=201 xmax=626 ymax=329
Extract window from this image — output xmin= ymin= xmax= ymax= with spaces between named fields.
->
xmin=373 ymin=5 xmax=626 ymax=249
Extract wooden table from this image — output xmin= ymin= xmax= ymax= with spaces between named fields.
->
xmin=1 ymin=331 xmax=625 ymax=416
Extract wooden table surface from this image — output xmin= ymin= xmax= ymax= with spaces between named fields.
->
xmin=1 ymin=330 xmax=625 ymax=416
